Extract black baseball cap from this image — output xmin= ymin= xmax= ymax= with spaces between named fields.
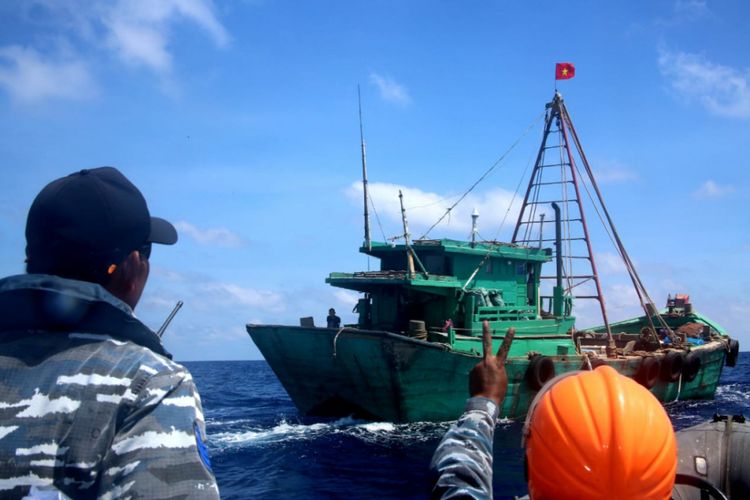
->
xmin=25 ymin=167 xmax=178 ymax=282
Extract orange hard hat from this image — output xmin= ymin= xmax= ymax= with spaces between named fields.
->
xmin=524 ymin=365 xmax=677 ymax=499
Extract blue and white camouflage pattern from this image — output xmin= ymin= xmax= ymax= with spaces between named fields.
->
xmin=0 ymin=274 xmax=219 ymax=499
xmin=430 ymin=397 xmax=498 ymax=500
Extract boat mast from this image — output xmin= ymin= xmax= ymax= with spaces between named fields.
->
xmin=399 ymin=190 xmax=415 ymax=278
xmin=397 ymin=190 xmax=430 ymax=279
xmin=358 ymin=85 xmax=372 ymax=251
xmin=512 ymin=92 xmax=614 ymax=350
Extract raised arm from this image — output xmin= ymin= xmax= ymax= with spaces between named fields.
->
xmin=430 ymin=321 xmax=514 ymax=499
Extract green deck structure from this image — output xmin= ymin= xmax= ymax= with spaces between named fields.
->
xmin=247 ymin=238 xmax=735 ymax=422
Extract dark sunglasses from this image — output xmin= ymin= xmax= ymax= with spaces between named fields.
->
xmin=138 ymin=242 xmax=152 ymax=260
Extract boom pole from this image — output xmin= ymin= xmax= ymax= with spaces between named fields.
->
xmin=399 ymin=190 xmax=415 ymax=278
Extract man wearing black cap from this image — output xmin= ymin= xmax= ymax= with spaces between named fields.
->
xmin=0 ymin=168 xmax=219 ymax=498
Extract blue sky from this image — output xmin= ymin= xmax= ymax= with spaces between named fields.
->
xmin=0 ymin=0 xmax=748 ymax=361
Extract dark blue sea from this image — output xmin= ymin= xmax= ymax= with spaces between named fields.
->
xmin=185 ymin=355 xmax=749 ymax=499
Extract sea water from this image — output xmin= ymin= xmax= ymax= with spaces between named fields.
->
xmin=185 ymin=355 xmax=749 ymax=499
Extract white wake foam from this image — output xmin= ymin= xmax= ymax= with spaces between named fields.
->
xmin=210 ymin=416 xmax=454 ymax=450
xmin=716 ymin=383 xmax=750 ymax=404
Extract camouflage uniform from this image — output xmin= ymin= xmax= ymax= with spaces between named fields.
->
xmin=0 ymin=274 xmax=219 ymax=499
xmin=430 ymin=397 xmax=498 ymax=500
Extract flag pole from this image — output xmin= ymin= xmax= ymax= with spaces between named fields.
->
xmin=554 ymin=63 xmax=558 ymax=93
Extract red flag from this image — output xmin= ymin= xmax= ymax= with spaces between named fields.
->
xmin=555 ymin=63 xmax=575 ymax=80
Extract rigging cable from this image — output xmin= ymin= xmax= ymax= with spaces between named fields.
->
xmin=556 ymin=126 xmax=575 ymax=293
xmin=407 ymin=193 xmax=460 ymax=211
xmin=460 ymin=144 xmax=539 ymax=292
xmin=367 ymin=190 xmax=388 ymax=243
xmin=493 ymin=145 xmax=538 ymax=241
xmin=419 ymin=110 xmax=545 ymax=240
xmin=561 ymin=106 xmax=672 ymax=338
xmin=565 ymin=139 xmax=664 ymax=336
xmin=524 ymin=147 xmax=543 ymax=244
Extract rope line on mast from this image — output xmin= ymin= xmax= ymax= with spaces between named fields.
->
xmin=367 ymin=190 xmax=388 ymax=243
xmin=522 ymin=131 xmax=547 ymax=244
xmin=490 ymin=146 xmax=537 ymax=241
xmin=459 ymin=140 xmax=540 ymax=291
xmin=524 ymin=147 xmax=544 ymax=243
xmin=574 ymin=157 xmax=662 ymax=335
xmin=406 ymin=194 xmax=460 ymax=211
xmin=557 ymin=127 xmax=575 ymax=292
xmin=560 ymin=105 xmax=674 ymax=339
xmin=419 ymin=111 xmax=545 ymax=240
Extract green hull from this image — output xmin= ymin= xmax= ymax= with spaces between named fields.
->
xmin=247 ymin=324 xmax=728 ymax=422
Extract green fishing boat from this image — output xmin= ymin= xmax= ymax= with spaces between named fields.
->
xmin=247 ymin=93 xmax=740 ymax=423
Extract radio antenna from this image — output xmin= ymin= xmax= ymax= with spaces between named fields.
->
xmin=358 ymin=85 xmax=372 ymax=251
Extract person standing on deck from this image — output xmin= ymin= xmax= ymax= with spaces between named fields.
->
xmin=327 ymin=308 xmax=341 ymax=328
xmin=430 ymin=321 xmax=677 ymax=499
xmin=0 ymin=167 xmax=219 ymax=499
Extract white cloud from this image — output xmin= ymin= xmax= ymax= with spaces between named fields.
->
xmin=0 ymin=0 xmax=229 ymax=103
xmin=346 ymin=181 xmax=519 ymax=239
xmin=195 ymin=325 xmax=248 ymax=343
xmin=595 ymin=252 xmax=627 ymax=275
xmin=332 ymin=289 xmax=359 ymax=310
xmin=0 ymin=46 xmax=97 ymax=103
xmin=103 ymin=0 xmax=229 ymax=73
xmin=369 ymin=72 xmax=411 ymax=105
xmin=658 ymin=48 xmax=750 ymax=118
xmin=142 ymin=295 xmax=177 ymax=309
xmin=574 ymin=283 xmax=644 ymax=328
xmin=672 ymin=0 xmax=710 ymax=21
xmin=139 ymin=269 xmax=286 ymax=329
xmin=593 ymin=162 xmax=638 ymax=184
xmin=174 ymin=221 xmax=243 ymax=247
xmin=150 ymin=266 xmax=188 ymax=282
xmin=658 ymin=277 xmax=689 ymax=295
xmin=653 ymin=1 xmax=712 ymax=28
xmin=200 ymin=283 xmax=285 ymax=313
xmin=692 ymin=180 xmax=734 ymax=199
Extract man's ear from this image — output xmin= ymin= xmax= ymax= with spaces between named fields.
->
xmin=108 ymin=251 xmax=141 ymax=290
xmin=105 ymin=250 xmax=147 ymax=308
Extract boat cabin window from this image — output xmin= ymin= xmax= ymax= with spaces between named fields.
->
xmin=380 ymin=255 xmax=405 ymax=271
xmin=381 ymin=252 xmax=451 ymax=275
xmin=526 ymin=262 xmax=536 ymax=305
xmin=422 ymin=254 xmax=446 ymax=275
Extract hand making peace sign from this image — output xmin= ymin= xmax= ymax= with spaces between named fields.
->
xmin=469 ymin=320 xmax=515 ymax=405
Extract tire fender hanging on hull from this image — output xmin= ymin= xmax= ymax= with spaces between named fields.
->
xmin=635 ymin=356 xmax=660 ymax=389
xmin=661 ymin=351 xmax=685 ymax=383
xmin=682 ymin=352 xmax=702 ymax=383
xmin=726 ymin=339 xmax=740 ymax=367
xmin=526 ymin=355 xmax=556 ymax=391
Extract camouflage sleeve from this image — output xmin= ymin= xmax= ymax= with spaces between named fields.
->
xmin=430 ymin=397 xmax=498 ymax=500
xmin=97 ymin=363 xmax=220 ymax=499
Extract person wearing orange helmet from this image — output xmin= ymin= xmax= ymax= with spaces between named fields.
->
xmin=430 ymin=321 xmax=678 ymax=499
xmin=523 ymin=366 xmax=677 ymax=499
